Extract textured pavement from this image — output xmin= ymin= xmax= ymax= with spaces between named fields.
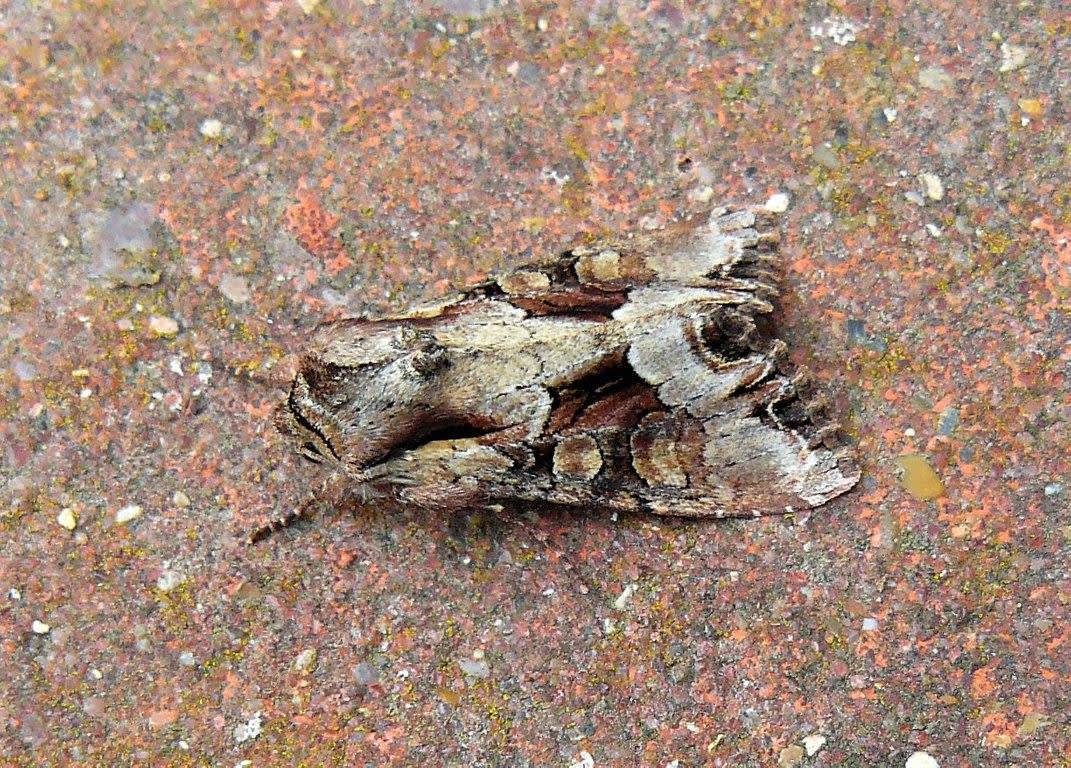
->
xmin=1 ymin=1 xmax=1068 ymax=766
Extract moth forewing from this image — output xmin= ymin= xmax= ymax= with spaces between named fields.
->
xmin=259 ymin=205 xmax=859 ymax=540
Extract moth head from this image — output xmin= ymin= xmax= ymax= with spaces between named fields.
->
xmin=276 ymin=321 xmax=448 ymax=468
xmin=272 ymin=355 xmax=347 ymax=467
xmin=274 ymin=378 xmax=341 ymax=467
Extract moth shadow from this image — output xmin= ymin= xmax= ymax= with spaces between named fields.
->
xmin=325 ymin=487 xmax=728 ymax=562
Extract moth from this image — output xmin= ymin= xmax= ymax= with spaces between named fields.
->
xmin=256 ymin=205 xmax=859 ymax=541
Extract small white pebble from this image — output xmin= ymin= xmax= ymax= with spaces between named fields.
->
xmin=998 ymin=42 xmax=1028 ymax=73
xmin=804 ymin=734 xmax=827 ymax=756
xmin=156 ymin=570 xmax=183 ymax=592
xmin=537 ymin=16 xmax=548 ymax=31
xmin=613 ymin=582 xmax=638 ymax=610
xmin=904 ymin=427 xmax=916 ymax=437
xmin=89 ymin=668 xmax=103 ymax=680
xmin=9 ymin=588 xmax=21 ymax=600
xmin=809 ymin=16 xmax=864 ymax=46
xmin=906 ymin=751 xmax=939 ymax=768
xmin=116 ymin=504 xmax=143 ymax=524
xmin=690 ymin=185 xmax=715 ymax=204
xmin=293 ymin=648 xmax=318 ymax=673
xmin=570 ymin=751 xmax=595 ymax=768
xmin=862 ymin=617 xmax=879 ymax=631
xmin=79 ymin=388 xmax=92 ymax=399
xmin=169 ymin=357 xmax=184 ymax=375
xmin=764 ymin=192 xmax=791 ymax=213
xmin=233 ymin=712 xmax=264 ymax=744
xmin=920 ymin=172 xmax=944 ymax=201
xmin=506 ymin=61 xmax=520 ymax=77
xmin=32 ymin=620 xmax=51 ymax=634
xmin=883 ymin=107 xmax=898 ymax=122
xmin=219 ymin=273 xmax=251 ymax=304
xmin=172 ymin=491 xmax=191 ymax=508
xmin=149 ymin=315 xmax=179 ymax=337
xmin=542 ymin=587 xmax=556 ymax=596
xmin=57 ymin=507 xmax=78 ymax=531
xmin=199 ymin=118 xmax=224 ymax=139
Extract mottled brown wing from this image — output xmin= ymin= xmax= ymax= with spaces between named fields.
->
xmin=355 ymin=207 xmax=858 ymax=518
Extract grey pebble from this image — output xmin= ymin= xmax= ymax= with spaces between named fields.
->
xmin=936 ymin=407 xmax=960 ymax=436
xmin=918 ymin=66 xmax=954 ymax=90
xmin=844 ymin=319 xmax=888 ymax=352
xmin=353 ymin=661 xmax=379 ymax=685
xmin=812 ymin=144 xmax=841 ymax=170
xmin=458 ymin=657 xmax=490 ymax=679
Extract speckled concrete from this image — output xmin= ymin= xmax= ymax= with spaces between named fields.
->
xmin=1 ymin=2 xmax=1068 ymax=766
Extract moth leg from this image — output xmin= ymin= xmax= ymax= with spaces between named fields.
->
xmin=246 ymin=473 xmax=338 ymax=544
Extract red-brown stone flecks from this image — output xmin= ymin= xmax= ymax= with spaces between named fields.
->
xmin=6 ymin=3 xmax=1066 ymax=765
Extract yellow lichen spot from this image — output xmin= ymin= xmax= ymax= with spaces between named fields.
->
xmin=1019 ymin=712 xmax=1050 ymax=737
xmin=521 ymin=216 xmax=546 ymax=234
xmin=1018 ymin=98 xmax=1043 ymax=118
xmin=578 ymin=93 xmax=608 ymax=117
xmin=981 ymin=229 xmax=1012 ymax=256
xmin=437 ymin=687 xmax=461 ymax=706
xmin=895 ymin=454 xmax=944 ymax=500
xmin=564 ymin=134 xmax=589 ymax=162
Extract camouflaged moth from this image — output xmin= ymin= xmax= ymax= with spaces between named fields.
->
xmin=254 ymin=206 xmax=859 ymax=541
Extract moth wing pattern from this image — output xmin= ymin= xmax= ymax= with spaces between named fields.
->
xmin=278 ymin=205 xmax=860 ymax=524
